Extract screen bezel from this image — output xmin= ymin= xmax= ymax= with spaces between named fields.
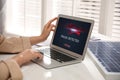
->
xmin=50 ymin=14 xmax=94 ymax=59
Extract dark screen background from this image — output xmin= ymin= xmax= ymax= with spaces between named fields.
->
xmin=53 ymin=17 xmax=91 ymax=55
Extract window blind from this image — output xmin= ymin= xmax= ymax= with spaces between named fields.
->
xmin=52 ymin=0 xmax=101 ymax=34
xmin=52 ymin=0 xmax=73 ymax=16
xmin=112 ymin=0 xmax=120 ymax=39
xmin=73 ymin=0 xmax=101 ymax=34
xmin=5 ymin=0 xmax=42 ymax=36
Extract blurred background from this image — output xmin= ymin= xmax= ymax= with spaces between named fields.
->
xmin=0 ymin=0 xmax=120 ymax=40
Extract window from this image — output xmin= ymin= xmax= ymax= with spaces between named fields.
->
xmin=4 ymin=0 xmax=120 ymax=40
xmin=73 ymin=0 xmax=101 ymax=34
xmin=52 ymin=0 xmax=73 ymax=16
xmin=5 ymin=0 xmax=42 ymax=36
xmin=112 ymin=0 xmax=120 ymax=39
xmin=50 ymin=0 xmax=120 ymax=40
xmin=52 ymin=0 xmax=101 ymax=34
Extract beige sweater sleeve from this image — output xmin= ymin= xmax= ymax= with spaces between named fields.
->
xmin=0 ymin=35 xmax=31 ymax=53
xmin=0 ymin=60 xmax=23 ymax=80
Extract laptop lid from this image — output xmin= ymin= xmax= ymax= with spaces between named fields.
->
xmin=50 ymin=14 xmax=94 ymax=59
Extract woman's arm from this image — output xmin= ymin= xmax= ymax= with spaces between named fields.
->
xmin=0 ymin=17 xmax=57 ymax=53
xmin=0 ymin=35 xmax=31 ymax=53
xmin=0 ymin=49 xmax=43 ymax=80
xmin=0 ymin=61 xmax=10 ymax=80
xmin=0 ymin=60 xmax=22 ymax=80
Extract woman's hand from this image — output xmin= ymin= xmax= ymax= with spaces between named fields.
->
xmin=40 ymin=17 xmax=58 ymax=41
xmin=12 ymin=49 xmax=43 ymax=66
xmin=29 ymin=17 xmax=58 ymax=45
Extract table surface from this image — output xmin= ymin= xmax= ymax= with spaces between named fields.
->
xmin=0 ymin=51 xmax=105 ymax=80
xmin=0 ymin=34 xmax=108 ymax=80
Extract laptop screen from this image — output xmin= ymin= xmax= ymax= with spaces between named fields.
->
xmin=52 ymin=17 xmax=91 ymax=55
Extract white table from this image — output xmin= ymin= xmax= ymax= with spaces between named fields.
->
xmin=0 ymin=51 xmax=105 ymax=80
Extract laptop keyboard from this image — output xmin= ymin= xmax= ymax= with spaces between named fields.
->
xmin=39 ymin=48 xmax=76 ymax=63
xmin=88 ymin=41 xmax=120 ymax=72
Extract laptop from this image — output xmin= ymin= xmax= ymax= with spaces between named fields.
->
xmin=33 ymin=14 xmax=94 ymax=69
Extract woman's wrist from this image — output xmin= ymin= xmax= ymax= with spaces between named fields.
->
xmin=12 ymin=55 xmax=24 ymax=67
xmin=39 ymin=34 xmax=47 ymax=41
xmin=30 ymin=35 xmax=46 ymax=45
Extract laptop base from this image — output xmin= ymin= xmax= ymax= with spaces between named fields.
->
xmin=32 ymin=56 xmax=82 ymax=69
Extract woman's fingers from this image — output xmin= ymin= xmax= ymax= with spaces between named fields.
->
xmin=45 ymin=17 xmax=58 ymax=28
xmin=34 ymin=52 xmax=43 ymax=60
xmin=48 ymin=24 xmax=56 ymax=31
xmin=32 ymin=50 xmax=43 ymax=60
